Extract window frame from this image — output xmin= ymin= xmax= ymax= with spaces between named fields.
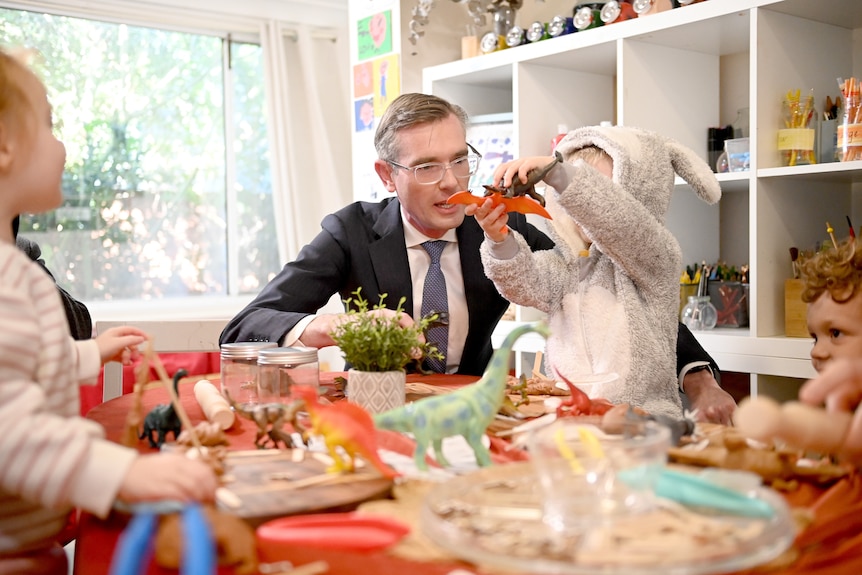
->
xmin=3 ymin=2 xmax=274 ymax=322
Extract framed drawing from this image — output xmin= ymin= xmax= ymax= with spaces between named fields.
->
xmin=466 ymin=113 xmax=514 ymax=189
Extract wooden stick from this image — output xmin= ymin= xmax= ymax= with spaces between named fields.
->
xmin=826 ymin=221 xmax=839 ymax=250
xmin=146 ymin=343 xmax=204 ymax=452
xmin=533 ymin=351 xmax=543 ymax=377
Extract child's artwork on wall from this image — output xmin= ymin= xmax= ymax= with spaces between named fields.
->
xmin=353 ymin=62 xmax=373 ymax=97
xmin=357 ymin=11 xmax=392 ymax=61
xmin=372 ymin=54 xmax=399 ymax=116
xmin=467 ymin=115 xmax=515 ymax=189
xmin=355 ymin=97 xmax=375 ymax=132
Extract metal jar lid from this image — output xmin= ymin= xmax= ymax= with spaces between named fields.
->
xmin=257 ymin=346 xmax=319 ymax=366
xmin=600 ymin=1 xmax=621 ymax=23
xmin=525 ymin=21 xmax=548 ymax=43
xmin=220 ymin=341 xmax=277 ymax=360
xmin=506 ymin=25 xmax=527 ymax=47
xmin=480 ymin=31 xmax=501 ymax=54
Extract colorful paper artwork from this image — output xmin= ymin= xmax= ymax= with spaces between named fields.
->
xmin=372 ymin=54 xmax=399 ymax=116
xmin=467 ymin=121 xmax=515 ymax=188
xmin=357 ymin=11 xmax=392 ymax=61
xmin=355 ymin=97 xmax=375 ymax=133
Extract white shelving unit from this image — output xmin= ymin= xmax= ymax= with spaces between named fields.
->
xmin=424 ymin=0 xmax=862 ymax=398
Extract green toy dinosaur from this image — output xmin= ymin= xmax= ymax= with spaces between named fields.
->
xmin=374 ymin=322 xmax=550 ymax=470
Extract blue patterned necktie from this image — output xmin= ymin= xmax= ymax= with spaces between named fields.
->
xmin=421 ymin=240 xmax=448 ymax=373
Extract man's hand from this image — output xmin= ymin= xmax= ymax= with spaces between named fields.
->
xmin=684 ymin=369 xmax=736 ymax=425
xmin=301 ymin=310 xmax=423 ymax=348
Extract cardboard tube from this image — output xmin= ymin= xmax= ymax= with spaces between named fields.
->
xmin=735 ymin=396 xmax=852 ymax=454
xmin=194 ymin=380 xmax=235 ymax=430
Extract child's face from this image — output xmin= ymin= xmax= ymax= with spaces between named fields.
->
xmin=807 ymin=290 xmax=862 ymax=373
xmin=5 ymin=67 xmax=66 ymax=214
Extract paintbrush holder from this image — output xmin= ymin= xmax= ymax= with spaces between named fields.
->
xmin=784 ymin=279 xmax=809 ymax=338
xmin=708 ymin=281 xmax=749 ymax=328
xmin=779 ymin=96 xmax=815 ymax=166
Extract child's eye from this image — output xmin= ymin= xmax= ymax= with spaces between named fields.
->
xmin=829 ymin=328 xmax=842 ymax=339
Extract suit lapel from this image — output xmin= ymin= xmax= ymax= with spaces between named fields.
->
xmin=369 ymin=200 xmax=415 ymax=314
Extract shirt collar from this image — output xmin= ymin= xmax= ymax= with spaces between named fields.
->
xmin=401 ymin=206 xmax=458 ymax=248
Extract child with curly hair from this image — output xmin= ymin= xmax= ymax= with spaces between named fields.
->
xmin=794 ymin=237 xmax=862 ymax=464
xmin=0 ymin=48 xmax=217 ymax=574
xmin=799 ymin=236 xmax=862 ymax=373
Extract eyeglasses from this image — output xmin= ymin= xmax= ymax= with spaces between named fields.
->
xmin=388 ymin=143 xmax=482 ymax=185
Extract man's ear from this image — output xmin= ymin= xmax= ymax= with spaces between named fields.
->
xmin=373 ymin=158 xmax=397 ymax=192
xmin=0 ymin=123 xmax=13 ymax=173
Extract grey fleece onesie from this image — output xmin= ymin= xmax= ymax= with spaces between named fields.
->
xmin=480 ymin=125 xmax=720 ymax=419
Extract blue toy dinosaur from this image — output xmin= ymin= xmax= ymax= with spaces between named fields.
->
xmin=374 ymin=322 xmax=550 ymax=470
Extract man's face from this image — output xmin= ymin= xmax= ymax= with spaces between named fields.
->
xmin=376 ymin=114 xmax=469 ymax=239
xmin=807 ymin=290 xmax=862 ymax=373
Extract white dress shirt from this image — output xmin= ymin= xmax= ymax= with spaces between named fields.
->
xmin=285 ymin=208 xmax=468 ymax=373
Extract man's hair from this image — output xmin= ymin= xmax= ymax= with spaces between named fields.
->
xmin=374 ymin=93 xmax=469 ymax=163
xmin=800 ymin=236 xmax=862 ymax=304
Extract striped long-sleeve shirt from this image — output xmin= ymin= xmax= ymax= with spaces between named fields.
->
xmin=0 ymin=243 xmax=136 ymax=554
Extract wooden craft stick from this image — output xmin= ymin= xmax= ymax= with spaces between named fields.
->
xmin=533 ymin=351 xmax=543 ymax=377
xmin=146 ymin=343 xmax=204 ymax=452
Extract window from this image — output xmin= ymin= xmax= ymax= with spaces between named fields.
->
xmin=1 ymin=8 xmax=278 ymax=301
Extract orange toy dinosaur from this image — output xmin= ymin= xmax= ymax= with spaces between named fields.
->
xmin=292 ymin=386 xmax=400 ymax=480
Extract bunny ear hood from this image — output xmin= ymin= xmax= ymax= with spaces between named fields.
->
xmin=554 ymin=125 xmax=721 ymax=221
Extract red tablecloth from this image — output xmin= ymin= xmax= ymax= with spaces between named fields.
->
xmin=76 ymin=373 xmax=862 ymax=575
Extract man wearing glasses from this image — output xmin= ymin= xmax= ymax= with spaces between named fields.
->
xmin=221 ymin=93 xmax=734 ymax=423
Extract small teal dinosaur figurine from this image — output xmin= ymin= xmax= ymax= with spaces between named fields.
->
xmin=374 ymin=322 xmax=550 ymax=470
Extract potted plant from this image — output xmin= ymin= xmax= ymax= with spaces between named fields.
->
xmin=329 ymin=289 xmax=443 ymax=413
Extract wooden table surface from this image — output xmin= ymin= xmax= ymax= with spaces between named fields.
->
xmin=76 ymin=373 xmax=862 ymax=575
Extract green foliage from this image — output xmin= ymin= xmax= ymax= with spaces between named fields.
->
xmin=330 ymin=289 xmax=443 ymax=372
xmin=1 ymin=8 xmax=277 ymax=300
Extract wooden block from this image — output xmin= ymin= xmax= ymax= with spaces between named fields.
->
xmin=784 ymin=279 xmax=809 ymax=338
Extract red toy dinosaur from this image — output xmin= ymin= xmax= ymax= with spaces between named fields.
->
xmin=291 ymin=386 xmax=400 ymax=479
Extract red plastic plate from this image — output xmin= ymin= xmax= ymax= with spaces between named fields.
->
xmin=256 ymin=512 xmax=410 ymax=553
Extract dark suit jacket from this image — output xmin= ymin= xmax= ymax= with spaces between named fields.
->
xmin=220 ymin=198 xmax=552 ymax=375
xmin=221 ymin=197 xmax=717 ymax=378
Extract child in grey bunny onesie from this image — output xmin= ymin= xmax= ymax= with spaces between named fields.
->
xmin=471 ymin=125 xmax=721 ymax=419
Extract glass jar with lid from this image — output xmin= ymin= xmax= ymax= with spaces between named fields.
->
xmin=257 ymin=346 xmax=320 ymax=403
xmin=220 ymin=341 xmax=277 ymax=409
xmin=680 ymin=295 xmax=718 ymax=331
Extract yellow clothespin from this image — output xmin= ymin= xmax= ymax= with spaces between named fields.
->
xmin=554 ymin=428 xmax=584 ymax=473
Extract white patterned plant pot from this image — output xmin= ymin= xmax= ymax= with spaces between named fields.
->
xmin=346 ymin=369 xmax=406 ymax=414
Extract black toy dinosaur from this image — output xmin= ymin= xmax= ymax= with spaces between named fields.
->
xmin=481 ymin=151 xmax=562 ymax=207
xmin=140 ymin=368 xmax=188 ymax=448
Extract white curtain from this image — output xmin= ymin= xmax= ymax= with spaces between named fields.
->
xmin=260 ymin=21 xmax=353 ymax=264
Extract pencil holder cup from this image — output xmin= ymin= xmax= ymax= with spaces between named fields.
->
xmin=837 ymin=108 xmax=862 ymax=162
xmin=784 ymin=279 xmax=809 ymax=337
xmin=725 ymin=137 xmax=750 ymax=172
xmin=708 ymin=281 xmax=749 ymax=328
xmin=778 ymin=96 xmax=815 ymax=166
